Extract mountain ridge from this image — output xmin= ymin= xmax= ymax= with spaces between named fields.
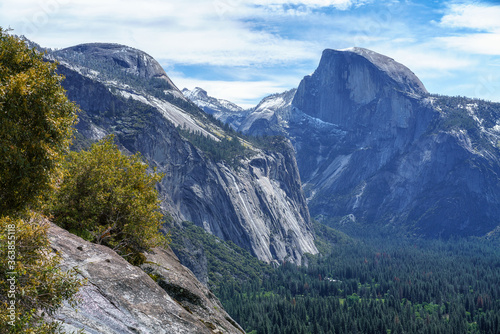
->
xmin=49 ymin=42 xmax=318 ymax=266
xmin=193 ymin=47 xmax=500 ymax=238
xmin=182 ymin=87 xmax=247 ymax=129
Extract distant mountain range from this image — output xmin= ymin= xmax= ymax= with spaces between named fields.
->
xmin=185 ymin=47 xmax=500 ymax=238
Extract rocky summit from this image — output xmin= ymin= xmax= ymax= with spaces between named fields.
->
xmin=55 ymin=43 xmax=180 ymax=91
xmin=215 ymin=47 xmax=500 ymax=237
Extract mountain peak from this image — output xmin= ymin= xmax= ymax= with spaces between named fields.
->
xmin=292 ymin=47 xmax=429 ymax=127
xmin=183 ymin=87 xmax=209 ymax=101
xmin=323 ymin=47 xmax=428 ymax=97
xmin=55 ymin=43 xmax=180 ymax=92
xmin=183 ymin=87 xmax=244 ymax=116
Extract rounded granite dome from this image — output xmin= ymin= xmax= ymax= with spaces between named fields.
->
xmin=56 ymin=43 xmax=179 ymax=91
xmin=332 ymin=47 xmax=428 ymax=96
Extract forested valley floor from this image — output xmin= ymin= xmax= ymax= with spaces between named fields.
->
xmin=217 ymin=235 xmax=500 ymax=334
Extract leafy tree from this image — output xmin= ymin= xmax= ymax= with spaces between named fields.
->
xmin=0 ymin=213 xmax=82 ymax=333
xmin=0 ymin=28 xmax=82 ymax=333
xmin=0 ymin=28 xmax=78 ymax=215
xmin=49 ymin=135 xmax=169 ymax=265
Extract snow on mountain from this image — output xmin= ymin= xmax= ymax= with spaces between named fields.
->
xmin=183 ymin=87 xmax=243 ymax=114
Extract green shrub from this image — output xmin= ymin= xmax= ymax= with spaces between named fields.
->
xmin=0 ymin=28 xmax=82 ymax=332
xmin=50 ymin=135 xmax=169 ymax=264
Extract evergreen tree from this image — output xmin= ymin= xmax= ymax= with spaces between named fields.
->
xmin=0 ymin=28 xmax=78 ymax=215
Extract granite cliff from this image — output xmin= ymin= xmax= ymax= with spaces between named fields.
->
xmin=50 ymin=43 xmax=317 ymax=266
xmin=213 ymin=48 xmax=500 ymax=237
xmin=48 ymin=224 xmax=244 ymax=334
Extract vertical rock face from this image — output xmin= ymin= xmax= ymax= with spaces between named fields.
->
xmin=52 ymin=43 xmax=317 ymax=265
xmin=293 ymin=48 xmax=427 ymax=135
xmin=232 ymin=48 xmax=500 ymax=237
xmin=130 ymin=121 xmax=317 ymax=264
xmin=290 ymin=48 xmax=434 ymax=185
xmin=48 ymin=224 xmax=244 ymax=334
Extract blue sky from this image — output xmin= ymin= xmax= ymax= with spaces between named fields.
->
xmin=1 ymin=0 xmax=500 ymax=108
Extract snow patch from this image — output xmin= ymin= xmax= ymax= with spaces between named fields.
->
xmin=118 ymin=90 xmax=218 ymax=141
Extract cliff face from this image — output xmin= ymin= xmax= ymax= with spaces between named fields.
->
xmin=290 ymin=48 xmax=435 ymax=191
xmin=232 ymin=48 xmax=500 ymax=237
xmin=53 ymin=43 xmax=317 ymax=265
xmin=293 ymin=48 xmax=428 ymax=134
xmin=129 ymin=116 xmax=316 ymax=264
xmin=48 ymin=224 xmax=244 ymax=334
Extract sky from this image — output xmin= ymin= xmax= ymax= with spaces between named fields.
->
xmin=1 ymin=0 xmax=500 ymax=108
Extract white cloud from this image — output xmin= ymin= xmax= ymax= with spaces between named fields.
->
xmin=0 ymin=0 xmax=319 ymax=67
xmin=383 ymin=47 xmax=477 ymax=73
xmin=437 ymin=3 xmax=500 ymax=56
xmin=440 ymin=4 xmax=500 ymax=32
xmin=252 ymin=0 xmax=355 ymax=10
xmin=437 ymin=33 xmax=500 ymax=56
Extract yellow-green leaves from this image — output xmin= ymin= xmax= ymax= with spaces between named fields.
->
xmin=50 ymin=135 xmax=169 ymax=265
xmin=0 ymin=29 xmax=81 ymax=333
xmin=0 ymin=212 xmax=83 ymax=333
xmin=0 ymin=28 xmax=78 ymax=215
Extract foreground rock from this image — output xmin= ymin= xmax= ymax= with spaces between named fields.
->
xmin=48 ymin=224 xmax=244 ymax=334
xmin=142 ymin=247 xmax=244 ymax=333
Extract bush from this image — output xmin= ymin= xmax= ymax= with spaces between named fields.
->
xmin=0 ymin=212 xmax=83 ymax=333
xmin=50 ymin=135 xmax=169 ymax=265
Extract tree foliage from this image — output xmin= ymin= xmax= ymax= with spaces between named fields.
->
xmin=168 ymin=220 xmax=271 ymax=291
xmin=0 ymin=29 xmax=82 ymax=333
xmin=177 ymin=126 xmax=247 ymax=167
xmin=0 ymin=28 xmax=78 ymax=215
xmin=0 ymin=213 xmax=82 ymax=333
xmin=218 ymin=237 xmax=500 ymax=334
xmin=49 ymin=135 xmax=169 ymax=265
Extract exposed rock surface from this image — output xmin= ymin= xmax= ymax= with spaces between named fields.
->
xmin=50 ymin=43 xmax=317 ymax=266
xmin=182 ymin=87 xmax=245 ymax=127
xmin=55 ymin=43 xmax=182 ymax=95
xmin=238 ymin=89 xmax=296 ymax=136
xmin=133 ymin=120 xmax=317 ymax=264
xmin=141 ymin=247 xmax=245 ymax=333
xmin=230 ymin=48 xmax=500 ymax=237
xmin=293 ymin=48 xmax=428 ymax=132
xmin=48 ymin=224 xmax=243 ymax=333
